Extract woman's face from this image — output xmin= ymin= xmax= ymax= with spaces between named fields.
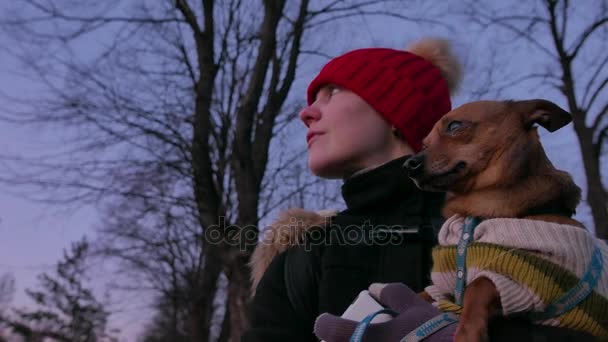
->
xmin=299 ymin=85 xmax=410 ymax=179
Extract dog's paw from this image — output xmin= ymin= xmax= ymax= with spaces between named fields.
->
xmin=453 ymin=321 xmax=488 ymax=342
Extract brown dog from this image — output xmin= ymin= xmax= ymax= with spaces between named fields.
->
xmin=404 ymin=99 xmax=607 ymax=341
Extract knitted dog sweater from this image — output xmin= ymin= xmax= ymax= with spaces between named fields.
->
xmin=425 ymin=215 xmax=608 ymax=338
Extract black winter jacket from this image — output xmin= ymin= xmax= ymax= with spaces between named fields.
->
xmin=242 ymin=156 xmax=595 ymax=342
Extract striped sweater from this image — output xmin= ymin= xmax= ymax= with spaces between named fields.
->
xmin=425 ymin=215 xmax=608 ymax=338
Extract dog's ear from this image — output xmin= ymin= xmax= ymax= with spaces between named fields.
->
xmin=517 ymin=99 xmax=572 ymax=132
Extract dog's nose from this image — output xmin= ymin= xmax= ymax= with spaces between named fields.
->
xmin=404 ymin=154 xmax=425 ymax=177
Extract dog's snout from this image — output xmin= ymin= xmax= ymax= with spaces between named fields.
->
xmin=404 ymin=154 xmax=425 ymax=177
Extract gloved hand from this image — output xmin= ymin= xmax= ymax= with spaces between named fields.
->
xmin=314 ymin=283 xmax=457 ymax=342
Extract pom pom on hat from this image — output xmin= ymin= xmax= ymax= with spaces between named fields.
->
xmin=406 ymin=38 xmax=462 ymax=95
xmin=307 ymin=38 xmax=462 ymax=152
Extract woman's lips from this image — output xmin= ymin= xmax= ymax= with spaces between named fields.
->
xmin=306 ymin=131 xmax=322 ymax=147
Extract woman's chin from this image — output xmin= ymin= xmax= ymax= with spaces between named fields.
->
xmin=308 ymin=158 xmax=346 ymax=179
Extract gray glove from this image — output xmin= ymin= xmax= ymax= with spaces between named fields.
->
xmin=314 ymin=283 xmax=457 ymax=342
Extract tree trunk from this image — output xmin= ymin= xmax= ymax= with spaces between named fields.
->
xmin=217 ymin=302 xmax=231 ymax=342
xmin=556 ymin=28 xmax=608 ymax=238
xmin=190 ymin=245 xmax=223 ymax=342
xmin=572 ymin=121 xmax=608 ymax=238
xmin=225 ymin=254 xmax=252 ymax=341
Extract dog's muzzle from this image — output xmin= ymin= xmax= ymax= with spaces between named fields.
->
xmin=404 ymin=154 xmax=425 ymax=178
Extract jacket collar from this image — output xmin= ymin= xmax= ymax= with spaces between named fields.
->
xmin=341 ymin=155 xmax=424 ymax=217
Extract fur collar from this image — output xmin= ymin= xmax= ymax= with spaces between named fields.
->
xmin=249 ymin=208 xmax=337 ymax=295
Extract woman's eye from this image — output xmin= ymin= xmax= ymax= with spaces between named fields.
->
xmin=329 ymin=86 xmax=341 ymax=96
xmin=446 ymin=120 xmax=463 ymax=133
xmin=316 ymin=86 xmax=340 ymax=102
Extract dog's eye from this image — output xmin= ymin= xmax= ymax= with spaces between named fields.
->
xmin=446 ymin=120 xmax=463 ymax=133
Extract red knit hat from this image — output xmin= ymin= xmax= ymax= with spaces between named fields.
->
xmin=307 ymin=39 xmax=461 ymax=152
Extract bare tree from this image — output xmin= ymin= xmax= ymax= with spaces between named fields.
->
xmin=136 ymin=292 xmax=191 ymax=342
xmin=0 ymin=0 xmax=437 ymax=339
xmin=459 ymin=0 xmax=608 ymax=237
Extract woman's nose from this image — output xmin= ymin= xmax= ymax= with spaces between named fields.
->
xmin=299 ymin=105 xmax=321 ymax=127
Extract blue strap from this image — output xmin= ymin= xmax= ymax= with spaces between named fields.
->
xmin=349 ymin=308 xmax=459 ymax=342
xmin=401 ymin=312 xmax=459 ymax=342
xmin=349 ymin=309 xmax=398 ymax=342
xmin=454 ymin=216 xmax=481 ymax=306
xmin=529 ymin=243 xmax=604 ymax=321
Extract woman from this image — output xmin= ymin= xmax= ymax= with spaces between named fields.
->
xmin=242 ymin=38 xmax=592 ymax=341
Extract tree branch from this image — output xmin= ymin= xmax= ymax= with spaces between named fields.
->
xmin=592 ymin=102 xmax=608 ymax=132
xmin=232 ymin=0 xmax=286 ymax=225
xmin=175 ymin=0 xmax=201 ymax=35
xmin=582 ymin=54 xmax=608 ymax=111
xmin=487 ymin=16 xmax=556 ymax=58
xmin=594 ymin=125 xmax=608 ymax=160
xmin=570 ymin=15 xmax=608 ymax=59
xmin=253 ymin=0 xmax=308 ymax=182
xmin=545 ymin=0 xmax=570 ymax=62
xmin=559 ymin=0 xmax=569 ymax=44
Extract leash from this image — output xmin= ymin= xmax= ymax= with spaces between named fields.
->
xmin=348 ymin=217 xmax=483 ymax=342
xmin=528 ymin=243 xmax=603 ymax=321
xmin=349 ymin=310 xmax=458 ymax=342
xmin=349 ymin=309 xmax=398 ymax=342
xmin=399 ymin=313 xmax=459 ymax=342
xmin=454 ymin=216 xmax=481 ymax=305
